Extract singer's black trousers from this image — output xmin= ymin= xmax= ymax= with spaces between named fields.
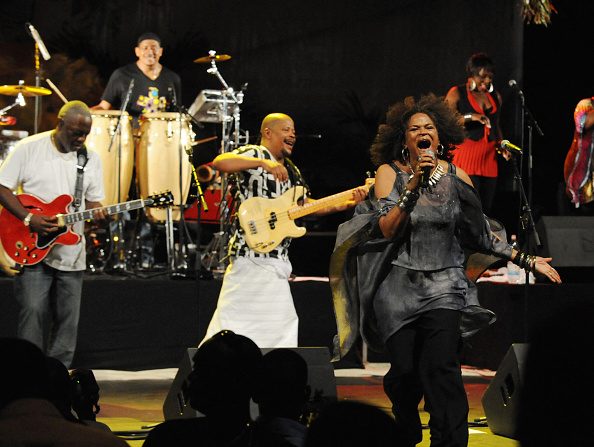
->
xmin=383 ymin=308 xmax=469 ymax=447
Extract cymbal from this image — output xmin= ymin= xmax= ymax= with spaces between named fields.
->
xmin=0 ymin=85 xmax=52 ymax=97
xmin=193 ymin=54 xmax=232 ymax=63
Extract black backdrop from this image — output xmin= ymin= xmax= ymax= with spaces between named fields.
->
xmin=1 ymin=0 xmax=592 ymax=237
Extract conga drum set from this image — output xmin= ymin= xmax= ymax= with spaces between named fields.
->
xmin=84 ymin=107 xmax=196 ymax=274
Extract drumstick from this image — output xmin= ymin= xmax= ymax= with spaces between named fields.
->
xmin=192 ymin=135 xmax=218 ymax=146
xmin=45 ymin=78 xmax=68 ymax=104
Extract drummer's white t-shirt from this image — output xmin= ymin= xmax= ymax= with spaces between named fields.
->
xmin=0 ymin=131 xmax=104 ymax=271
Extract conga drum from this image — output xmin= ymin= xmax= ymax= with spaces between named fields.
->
xmin=86 ymin=110 xmax=134 ymax=205
xmin=137 ymin=112 xmax=194 ymax=222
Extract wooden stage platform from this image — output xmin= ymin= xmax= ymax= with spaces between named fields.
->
xmin=0 ymin=274 xmax=592 ymax=371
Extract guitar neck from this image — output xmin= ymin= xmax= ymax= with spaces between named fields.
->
xmin=59 ymin=199 xmax=148 ymax=225
xmin=287 ymin=187 xmax=360 ymax=220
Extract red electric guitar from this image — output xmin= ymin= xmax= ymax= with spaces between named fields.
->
xmin=0 ymin=191 xmax=173 ymax=266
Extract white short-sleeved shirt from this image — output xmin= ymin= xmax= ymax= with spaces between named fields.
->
xmin=0 ymin=131 xmax=104 ymax=271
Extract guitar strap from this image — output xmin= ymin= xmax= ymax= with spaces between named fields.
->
xmin=285 ymin=157 xmax=310 ymax=195
xmin=73 ymin=146 xmax=88 ymax=212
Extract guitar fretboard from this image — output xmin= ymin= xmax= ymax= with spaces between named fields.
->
xmin=287 ymin=187 xmax=363 ymax=220
xmin=60 ymin=199 xmax=150 ymax=225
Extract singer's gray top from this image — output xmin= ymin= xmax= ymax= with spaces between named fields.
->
xmin=329 ymin=162 xmax=513 ymax=358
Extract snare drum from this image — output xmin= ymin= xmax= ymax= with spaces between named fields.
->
xmin=137 ymin=112 xmax=194 ymax=222
xmin=86 ymin=110 xmax=134 ymax=205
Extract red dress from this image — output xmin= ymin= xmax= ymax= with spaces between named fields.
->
xmin=451 ymin=84 xmax=500 ymax=178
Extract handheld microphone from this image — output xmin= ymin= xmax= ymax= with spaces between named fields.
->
xmin=25 ymin=23 xmax=51 ymax=60
xmin=417 ymin=140 xmax=433 ymax=186
xmin=500 ymin=139 xmax=523 ymax=155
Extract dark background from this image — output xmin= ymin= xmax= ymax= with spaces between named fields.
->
xmin=0 ymin=0 xmax=590 ymax=246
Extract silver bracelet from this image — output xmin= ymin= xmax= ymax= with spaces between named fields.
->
xmin=396 ymin=188 xmax=419 ymax=213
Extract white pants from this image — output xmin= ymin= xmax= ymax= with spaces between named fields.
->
xmin=201 ymin=257 xmax=299 ymax=348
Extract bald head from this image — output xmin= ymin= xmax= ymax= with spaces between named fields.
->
xmin=57 ymin=100 xmax=91 ymax=121
xmin=54 ymin=100 xmax=92 ymax=153
xmin=260 ymin=113 xmax=293 ymax=134
xmin=260 ymin=113 xmax=296 ymax=159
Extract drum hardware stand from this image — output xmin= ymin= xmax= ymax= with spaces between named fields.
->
xmin=162 ymin=93 xmax=209 ymax=278
xmin=0 ymin=82 xmax=27 ymax=117
xmin=105 ymin=79 xmax=135 ymax=275
xmin=195 ymin=50 xmax=250 ymax=276
xmin=25 ymin=23 xmax=51 ymax=134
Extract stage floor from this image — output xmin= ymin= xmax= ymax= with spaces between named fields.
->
xmin=93 ymin=364 xmax=517 ymax=447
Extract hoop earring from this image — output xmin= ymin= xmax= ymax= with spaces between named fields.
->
xmin=487 ymin=83 xmax=494 ymax=93
xmin=469 ymin=79 xmax=477 ymax=91
xmin=437 ymin=144 xmax=445 ymax=157
xmin=401 ymin=146 xmax=409 ymax=162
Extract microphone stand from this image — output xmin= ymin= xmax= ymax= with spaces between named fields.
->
xmin=511 ymin=84 xmax=544 ymax=340
xmin=106 ymin=80 xmax=134 ymax=274
xmin=33 ymin=44 xmax=42 ymax=134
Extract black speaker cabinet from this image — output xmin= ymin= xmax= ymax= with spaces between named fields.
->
xmin=481 ymin=343 xmax=528 ymax=439
xmin=536 ymin=216 xmax=594 ymax=267
xmin=163 ymin=346 xmax=337 ymax=420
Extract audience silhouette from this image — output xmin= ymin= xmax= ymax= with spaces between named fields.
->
xmin=45 ymin=355 xmax=81 ymax=423
xmin=516 ymin=302 xmax=594 ymax=447
xmin=0 ymin=336 xmax=127 ymax=447
xmin=143 ymin=329 xmax=265 ymax=447
xmin=252 ymin=348 xmax=311 ymax=447
xmin=304 ymin=400 xmax=404 ymax=447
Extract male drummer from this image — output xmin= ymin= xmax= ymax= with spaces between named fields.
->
xmin=92 ymin=32 xmax=181 ymax=120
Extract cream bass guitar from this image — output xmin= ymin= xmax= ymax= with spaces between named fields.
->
xmin=238 ymin=181 xmax=373 ymax=253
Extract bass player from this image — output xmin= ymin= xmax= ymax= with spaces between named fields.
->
xmin=0 ymin=100 xmax=107 ymax=368
xmin=199 ymin=113 xmax=368 ymax=348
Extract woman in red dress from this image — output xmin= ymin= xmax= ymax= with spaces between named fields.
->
xmin=445 ymin=52 xmax=510 ymax=215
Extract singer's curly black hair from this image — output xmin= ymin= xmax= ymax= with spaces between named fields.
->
xmin=369 ymin=93 xmax=465 ymax=167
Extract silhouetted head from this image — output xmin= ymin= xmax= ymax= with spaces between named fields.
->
xmin=0 ymin=337 xmax=50 ymax=409
xmin=188 ymin=330 xmax=263 ymax=416
xmin=254 ymin=348 xmax=310 ymax=420
xmin=45 ymin=356 xmax=79 ymax=422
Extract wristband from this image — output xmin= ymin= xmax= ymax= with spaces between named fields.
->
xmin=23 ymin=212 xmax=33 ymax=227
xmin=464 ymin=114 xmax=472 ymax=122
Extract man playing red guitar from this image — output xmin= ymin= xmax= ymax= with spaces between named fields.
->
xmin=0 ymin=101 xmax=106 ymax=368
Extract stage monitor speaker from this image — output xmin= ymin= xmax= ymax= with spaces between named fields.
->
xmin=481 ymin=343 xmax=528 ymax=440
xmin=535 ymin=216 xmax=594 ymax=267
xmin=163 ymin=346 xmax=337 ymax=421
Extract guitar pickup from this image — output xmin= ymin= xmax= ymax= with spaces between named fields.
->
xmin=268 ymin=212 xmax=277 ymax=230
xmin=248 ymin=221 xmax=257 ymax=235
